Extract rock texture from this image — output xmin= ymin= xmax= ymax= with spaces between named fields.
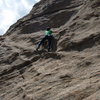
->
xmin=0 ymin=0 xmax=100 ymax=100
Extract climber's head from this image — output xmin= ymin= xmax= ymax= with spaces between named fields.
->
xmin=46 ymin=27 xmax=51 ymax=31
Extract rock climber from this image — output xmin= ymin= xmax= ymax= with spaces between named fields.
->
xmin=36 ymin=27 xmax=58 ymax=52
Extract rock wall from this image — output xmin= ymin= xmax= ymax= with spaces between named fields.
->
xmin=0 ymin=0 xmax=100 ymax=100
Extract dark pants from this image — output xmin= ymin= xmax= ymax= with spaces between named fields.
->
xmin=37 ymin=35 xmax=53 ymax=51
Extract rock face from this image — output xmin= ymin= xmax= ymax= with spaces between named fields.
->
xmin=0 ymin=0 xmax=100 ymax=100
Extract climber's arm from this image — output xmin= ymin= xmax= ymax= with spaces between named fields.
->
xmin=52 ymin=30 xmax=60 ymax=34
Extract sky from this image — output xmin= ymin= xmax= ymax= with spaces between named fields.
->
xmin=0 ymin=0 xmax=40 ymax=35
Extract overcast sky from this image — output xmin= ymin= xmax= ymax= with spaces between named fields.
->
xmin=0 ymin=0 xmax=40 ymax=35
